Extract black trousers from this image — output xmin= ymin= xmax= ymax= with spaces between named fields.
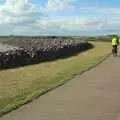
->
xmin=112 ymin=45 xmax=117 ymax=53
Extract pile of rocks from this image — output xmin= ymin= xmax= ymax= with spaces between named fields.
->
xmin=0 ymin=38 xmax=93 ymax=69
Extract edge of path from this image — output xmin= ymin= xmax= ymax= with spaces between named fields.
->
xmin=0 ymin=48 xmax=112 ymax=118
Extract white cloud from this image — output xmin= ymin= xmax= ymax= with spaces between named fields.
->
xmin=43 ymin=0 xmax=75 ymax=13
xmin=0 ymin=0 xmax=120 ymax=35
xmin=0 ymin=0 xmax=40 ymax=25
xmin=35 ymin=16 xmax=102 ymax=32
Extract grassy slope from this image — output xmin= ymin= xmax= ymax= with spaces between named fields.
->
xmin=0 ymin=42 xmax=111 ymax=117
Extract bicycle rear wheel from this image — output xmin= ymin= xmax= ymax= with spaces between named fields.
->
xmin=112 ymin=47 xmax=117 ymax=57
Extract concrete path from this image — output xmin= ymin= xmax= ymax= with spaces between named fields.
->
xmin=1 ymin=54 xmax=120 ymax=120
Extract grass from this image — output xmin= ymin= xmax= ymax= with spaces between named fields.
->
xmin=0 ymin=41 xmax=111 ymax=117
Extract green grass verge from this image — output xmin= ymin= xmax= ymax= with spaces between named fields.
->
xmin=0 ymin=42 xmax=111 ymax=117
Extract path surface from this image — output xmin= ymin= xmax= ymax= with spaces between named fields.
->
xmin=1 ymin=54 xmax=120 ymax=120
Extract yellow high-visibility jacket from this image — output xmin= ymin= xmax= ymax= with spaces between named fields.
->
xmin=112 ymin=37 xmax=118 ymax=46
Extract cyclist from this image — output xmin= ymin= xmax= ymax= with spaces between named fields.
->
xmin=112 ymin=35 xmax=119 ymax=56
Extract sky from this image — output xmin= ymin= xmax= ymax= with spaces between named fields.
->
xmin=0 ymin=0 xmax=120 ymax=36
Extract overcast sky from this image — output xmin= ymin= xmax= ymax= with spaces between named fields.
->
xmin=0 ymin=0 xmax=120 ymax=36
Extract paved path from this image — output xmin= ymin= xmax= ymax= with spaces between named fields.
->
xmin=1 ymin=54 xmax=120 ymax=120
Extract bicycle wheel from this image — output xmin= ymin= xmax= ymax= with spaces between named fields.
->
xmin=112 ymin=48 xmax=117 ymax=57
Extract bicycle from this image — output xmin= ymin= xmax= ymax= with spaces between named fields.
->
xmin=112 ymin=46 xmax=117 ymax=57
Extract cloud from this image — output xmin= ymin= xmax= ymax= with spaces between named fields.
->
xmin=0 ymin=0 xmax=41 ymax=25
xmin=35 ymin=16 xmax=102 ymax=33
xmin=43 ymin=0 xmax=75 ymax=13
xmin=0 ymin=0 xmax=120 ymax=35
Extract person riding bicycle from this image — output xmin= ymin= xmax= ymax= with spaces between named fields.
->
xmin=112 ymin=35 xmax=119 ymax=55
